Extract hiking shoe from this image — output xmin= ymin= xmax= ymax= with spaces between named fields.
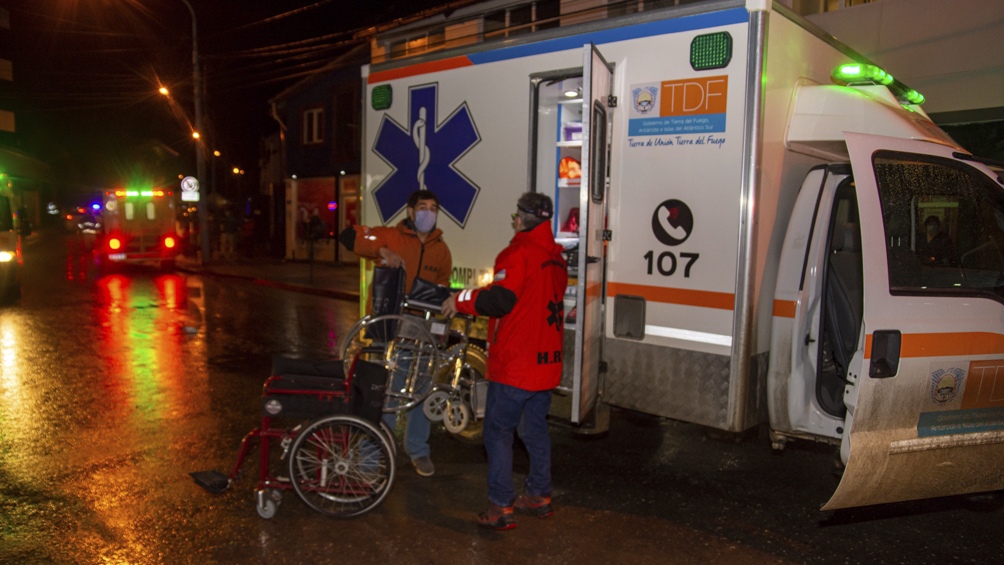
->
xmin=411 ymin=456 xmax=435 ymax=477
xmin=514 ymin=493 xmax=553 ymax=518
xmin=477 ymin=504 xmax=517 ymax=530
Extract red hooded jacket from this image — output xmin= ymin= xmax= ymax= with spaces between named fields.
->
xmin=455 ymin=222 xmax=567 ymax=391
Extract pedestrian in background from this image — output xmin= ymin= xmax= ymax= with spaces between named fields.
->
xmin=339 ymin=189 xmax=452 ymax=477
xmin=442 ymin=192 xmax=567 ymax=530
xmin=220 ymin=208 xmax=240 ymax=261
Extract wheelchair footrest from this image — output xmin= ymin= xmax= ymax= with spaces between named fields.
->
xmin=190 ymin=470 xmax=230 ymax=494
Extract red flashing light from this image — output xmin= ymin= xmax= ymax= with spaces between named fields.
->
xmin=65 ymin=214 xmax=73 ymax=220
xmin=164 ymin=236 xmax=176 ymax=249
xmin=108 ymin=238 xmax=122 ymax=251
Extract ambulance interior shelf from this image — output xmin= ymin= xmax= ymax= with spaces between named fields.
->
xmin=529 ymin=73 xmax=584 ymax=329
xmin=556 ymin=84 xmax=583 ymax=329
xmin=555 ymin=88 xmax=583 ymax=245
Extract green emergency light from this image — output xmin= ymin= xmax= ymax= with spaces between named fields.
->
xmin=372 ymin=85 xmax=393 ymax=111
xmin=831 ymin=62 xmax=926 ymax=106
xmin=902 ymin=88 xmax=926 ymax=105
xmin=831 ymin=63 xmax=894 ymax=86
xmin=690 ymin=32 xmax=732 ymax=71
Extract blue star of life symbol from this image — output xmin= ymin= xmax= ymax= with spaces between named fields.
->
xmin=372 ymin=83 xmax=481 ymax=227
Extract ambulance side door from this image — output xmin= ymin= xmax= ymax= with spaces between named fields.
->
xmin=824 ymin=132 xmax=1004 ymax=510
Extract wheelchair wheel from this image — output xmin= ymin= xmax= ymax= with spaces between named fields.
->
xmin=440 ymin=344 xmax=487 ymax=444
xmin=379 ymin=420 xmax=398 ymax=457
xmin=422 ymin=390 xmax=450 ymax=422
xmin=443 ymin=398 xmax=471 ymax=434
xmin=288 ymin=414 xmax=395 ymax=518
xmin=340 ymin=314 xmax=442 ymax=414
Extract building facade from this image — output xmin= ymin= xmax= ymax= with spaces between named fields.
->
xmin=269 ymin=44 xmax=368 ymax=262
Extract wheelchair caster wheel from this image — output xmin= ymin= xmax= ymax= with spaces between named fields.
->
xmin=256 ymin=489 xmax=281 ymax=519
xmin=443 ymin=399 xmax=471 ymax=434
xmin=423 ymin=390 xmax=450 ymax=422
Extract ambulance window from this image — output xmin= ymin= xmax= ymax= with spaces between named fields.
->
xmin=589 ymin=102 xmax=607 ymax=203
xmin=146 ymin=202 xmax=156 ymax=220
xmin=124 ymin=202 xmax=134 ymax=221
xmin=874 ymin=151 xmax=1004 ymax=302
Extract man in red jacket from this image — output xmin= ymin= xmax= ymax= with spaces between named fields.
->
xmin=442 ymin=192 xmax=567 ymax=530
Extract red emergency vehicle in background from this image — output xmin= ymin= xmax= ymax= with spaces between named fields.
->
xmin=99 ymin=187 xmax=179 ymax=270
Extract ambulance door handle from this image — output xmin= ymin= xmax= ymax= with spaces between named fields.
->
xmin=586 ymin=256 xmax=600 ymax=264
xmin=804 ymin=333 xmax=816 ymax=346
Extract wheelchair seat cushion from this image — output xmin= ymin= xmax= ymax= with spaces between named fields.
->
xmin=271 ymin=355 xmax=346 ymax=379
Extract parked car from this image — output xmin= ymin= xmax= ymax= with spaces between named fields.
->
xmin=0 ymin=196 xmax=24 ymax=304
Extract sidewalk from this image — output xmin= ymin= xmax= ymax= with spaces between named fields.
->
xmin=175 ymin=254 xmax=361 ymax=302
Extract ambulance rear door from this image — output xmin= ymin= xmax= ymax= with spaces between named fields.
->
xmin=825 ymin=132 xmax=1004 ymax=510
xmin=571 ymin=44 xmax=614 ymax=423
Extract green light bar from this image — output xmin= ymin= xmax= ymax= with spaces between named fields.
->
xmin=690 ymin=32 xmax=732 ymax=71
xmin=126 ymin=190 xmax=140 ymax=197
xmin=902 ymin=89 xmax=926 ymax=105
xmin=831 ymin=62 xmax=926 ymax=105
xmin=831 ymin=63 xmax=894 ymax=86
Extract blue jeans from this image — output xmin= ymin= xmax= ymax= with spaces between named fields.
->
xmin=381 ymin=357 xmax=432 ymax=460
xmin=484 ymin=381 xmax=552 ymax=507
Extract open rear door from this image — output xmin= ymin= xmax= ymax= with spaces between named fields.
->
xmin=571 ymin=44 xmax=613 ymax=423
xmin=825 ymin=132 xmax=1004 ymax=510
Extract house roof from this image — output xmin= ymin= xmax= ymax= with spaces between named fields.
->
xmin=268 ymin=42 xmax=371 ymax=105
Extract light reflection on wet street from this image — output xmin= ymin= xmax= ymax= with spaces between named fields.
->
xmin=0 ymin=230 xmax=1000 ymax=564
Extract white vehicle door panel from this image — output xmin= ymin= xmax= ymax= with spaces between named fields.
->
xmin=571 ymin=44 xmax=613 ymax=423
xmin=824 ymin=132 xmax=1004 ymax=510
xmin=769 ymin=166 xmax=853 ymax=440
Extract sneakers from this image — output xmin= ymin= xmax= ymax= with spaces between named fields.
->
xmin=411 ymin=456 xmax=435 ymax=477
xmin=477 ymin=504 xmax=517 ymax=530
xmin=514 ymin=493 xmax=553 ymax=518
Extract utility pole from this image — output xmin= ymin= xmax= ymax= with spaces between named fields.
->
xmin=179 ymin=0 xmax=210 ymax=264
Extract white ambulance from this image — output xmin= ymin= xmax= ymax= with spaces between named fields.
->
xmin=360 ymin=0 xmax=1004 ymax=510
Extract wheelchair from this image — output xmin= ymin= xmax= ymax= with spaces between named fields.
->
xmin=191 ymin=286 xmax=487 ymax=519
xmin=339 ymin=292 xmax=488 ymax=442
xmin=191 ymin=354 xmax=397 ymax=519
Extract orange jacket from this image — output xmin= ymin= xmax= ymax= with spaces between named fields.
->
xmin=348 ymin=220 xmax=452 ymax=294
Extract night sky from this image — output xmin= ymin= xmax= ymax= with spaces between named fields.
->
xmin=3 ymin=0 xmax=450 ymax=201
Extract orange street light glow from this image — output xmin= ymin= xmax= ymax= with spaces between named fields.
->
xmin=159 ymin=86 xmax=169 ymax=96
xmin=192 ymin=132 xmax=200 ymax=139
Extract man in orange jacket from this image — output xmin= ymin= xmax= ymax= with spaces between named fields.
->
xmin=339 ymin=189 xmax=452 ymax=477
xmin=442 ymin=192 xmax=567 ymax=530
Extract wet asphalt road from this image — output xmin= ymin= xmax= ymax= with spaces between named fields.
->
xmin=0 ymin=229 xmax=1001 ymax=565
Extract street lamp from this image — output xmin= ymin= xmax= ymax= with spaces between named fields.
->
xmin=178 ymin=0 xmax=210 ymax=265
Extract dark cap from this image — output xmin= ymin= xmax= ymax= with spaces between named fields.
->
xmin=516 ymin=192 xmax=553 ymax=219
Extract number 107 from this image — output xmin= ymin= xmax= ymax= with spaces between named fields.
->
xmin=643 ymin=251 xmax=699 ymax=277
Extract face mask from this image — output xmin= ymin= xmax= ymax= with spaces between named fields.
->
xmin=414 ymin=209 xmax=437 ymax=233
